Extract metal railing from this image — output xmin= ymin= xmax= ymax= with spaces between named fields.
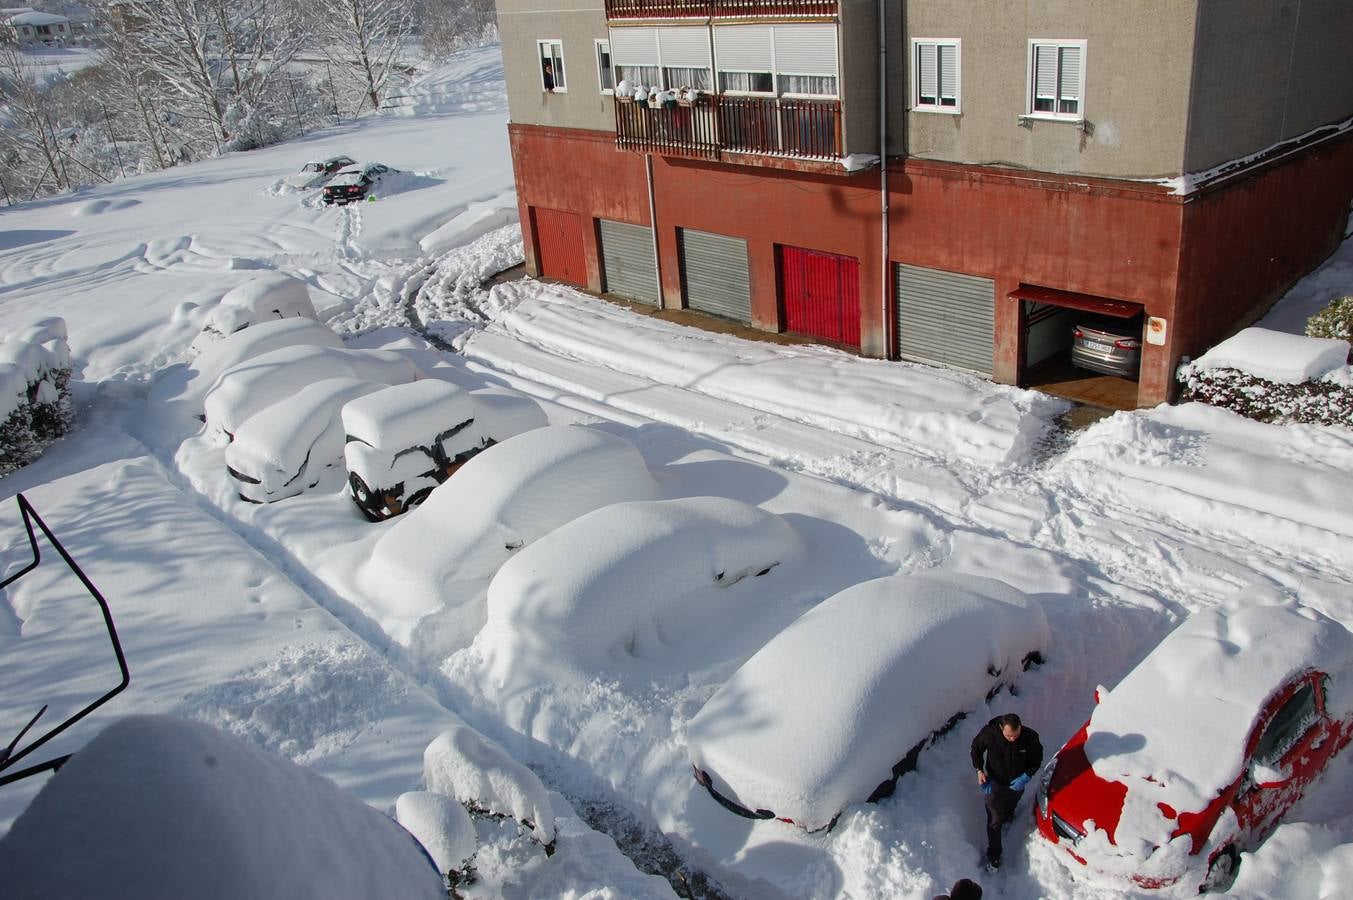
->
xmin=615 ymin=95 xmax=842 ymax=162
xmin=605 ymin=0 xmax=837 ymax=17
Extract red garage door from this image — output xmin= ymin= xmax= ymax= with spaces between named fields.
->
xmin=781 ymin=246 xmax=860 ymax=348
xmin=534 ymin=207 xmax=588 ymax=287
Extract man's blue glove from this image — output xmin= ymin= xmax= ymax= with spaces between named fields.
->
xmin=980 ymin=779 xmax=994 ymax=795
xmin=1009 ymin=773 xmax=1031 ymax=792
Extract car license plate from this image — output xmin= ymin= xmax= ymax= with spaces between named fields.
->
xmin=1082 ymin=340 xmax=1113 ymax=352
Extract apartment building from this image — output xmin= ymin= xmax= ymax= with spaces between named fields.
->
xmin=497 ymin=0 xmax=1353 ymax=406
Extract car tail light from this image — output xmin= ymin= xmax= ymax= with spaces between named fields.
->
xmin=1114 ymin=338 xmax=1141 ymax=350
xmin=1072 ymin=328 xmax=1084 ymax=339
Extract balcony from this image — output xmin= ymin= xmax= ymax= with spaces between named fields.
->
xmin=615 ymin=95 xmax=842 ymax=162
xmin=605 ymin=0 xmax=837 ymax=19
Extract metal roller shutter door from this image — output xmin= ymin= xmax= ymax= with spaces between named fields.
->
xmin=599 ymin=220 xmax=659 ymax=306
xmin=893 ymin=263 xmax=994 ymax=376
xmin=681 ymin=229 xmax=751 ymax=322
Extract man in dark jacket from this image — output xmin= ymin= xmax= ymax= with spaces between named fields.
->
xmin=970 ymin=712 xmax=1042 ymax=869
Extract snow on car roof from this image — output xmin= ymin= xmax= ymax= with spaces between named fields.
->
xmin=341 ymin=379 xmax=476 ymax=450
xmin=480 ymin=496 xmax=803 ymax=685
xmin=686 ymin=571 xmax=1049 ymax=831
xmin=327 ymin=169 xmax=366 ymax=186
xmin=1085 ymin=603 xmax=1353 ymax=814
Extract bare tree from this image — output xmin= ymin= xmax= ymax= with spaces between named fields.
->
xmin=308 ymin=0 xmax=416 ymax=113
xmin=0 ymin=42 xmax=70 ymax=194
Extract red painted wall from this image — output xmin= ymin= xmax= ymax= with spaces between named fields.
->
xmin=507 ymin=124 xmax=1353 ymax=407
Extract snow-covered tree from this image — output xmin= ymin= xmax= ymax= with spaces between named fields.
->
xmin=307 ymin=0 xmax=416 ymax=113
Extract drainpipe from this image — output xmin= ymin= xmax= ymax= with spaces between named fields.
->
xmin=879 ymin=0 xmax=890 ymax=357
xmin=646 ymin=152 xmax=663 ymax=307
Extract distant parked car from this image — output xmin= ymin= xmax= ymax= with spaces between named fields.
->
xmin=1035 ymin=603 xmax=1353 ymax=893
xmin=1070 ymin=317 xmax=1142 ymax=379
xmin=322 ymin=163 xmax=398 ymax=205
xmin=687 ymin=572 xmax=1049 ymax=833
xmin=342 ymin=381 xmax=547 ymax=521
xmin=283 ymin=155 xmax=356 ymax=190
xmin=226 ymin=378 xmax=385 ymax=503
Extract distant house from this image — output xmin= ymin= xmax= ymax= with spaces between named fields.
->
xmin=5 ymin=10 xmax=71 ymax=46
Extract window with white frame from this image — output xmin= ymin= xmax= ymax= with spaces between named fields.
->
xmin=714 ymin=24 xmax=838 ymax=98
xmin=595 ymin=39 xmax=614 ymax=93
xmin=912 ymin=39 xmax=959 ymax=112
xmin=608 ymin=26 xmax=711 ymax=91
xmin=1028 ymin=39 xmax=1085 ymax=119
xmin=538 ymin=40 xmax=566 ymax=92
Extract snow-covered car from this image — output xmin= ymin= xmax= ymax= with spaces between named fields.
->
xmin=1034 ymin=603 xmax=1353 ymax=893
xmin=283 ymin=154 xmax=356 ymax=190
xmin=481 ymin=496 xmax=803 ymax=684
xmin=178 ymin=317 xmax=344 ymax=405
xmin=364 ymin=425 xmax=663 ymax=636
xmin=342 ymin=380 xmax=547 ymax=521
xmin=203 ymin=345 xmax=419 ymax=438
xmin=226 ymin=378 xmax=386 ymax=503
xmin=687 ymin=572 xmax=1050 ymax=833
xmin=190 ymin=273 xmax=319 ymax=353
xmin=322 ymin=163 xmax=398 ymax=205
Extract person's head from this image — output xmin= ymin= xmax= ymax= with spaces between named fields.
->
xmin=950 ymin=878 xmax=983 ymax=900
xmin=543 ymin=62 xmax=553 ymax=73
xmin=999 ymin=712 xmax=1022 ymax=742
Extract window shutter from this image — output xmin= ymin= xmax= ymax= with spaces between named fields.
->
xmin=938 ymin=44 xmax=957 ymax=100
xmin=715 ymin=25 xmax=773 ymax=72
xmin=610 ymin=26 xmax=658 ymax=65
xmin=1058 ymin=45 xmax=1082 ymax=101
xmin=657 ymin=27 xmax=710 ymax=69
xmin=1034 ymin=44 xmax=1057 ymax=101
xmin=772 ymin=24 xmax=837 ymax=76
xmin=917 ymin=43 xmax=937 ymax=99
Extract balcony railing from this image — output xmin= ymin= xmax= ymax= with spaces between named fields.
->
xmin=615 ymin=95 xmax=842 ymax=162
xmin=605 ymin=0 xmax=837 ymax=19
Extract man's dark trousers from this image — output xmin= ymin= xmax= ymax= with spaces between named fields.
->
xmin=984 ymin=783 xmax=1021 ymax=861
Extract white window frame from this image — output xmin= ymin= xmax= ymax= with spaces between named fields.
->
xmin=608 ymin=26 xmax=712 ymax=92
xmin=538 ymin=39 xmax=566 ymax=93
xmin=1026 ymin=39 xmax=1086 ymax=121
xmin=714 ymin=25 xmax=839 ymax=99
xmin=911 ymin=38 xmax=960 ymax=114
xmin=595 ymin=39 xmax=614 ymax=94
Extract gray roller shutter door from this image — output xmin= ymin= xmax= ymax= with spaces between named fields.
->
xmin=681 ymin=229 xmax=751 ymax=322
xmin=599 ymin=220 xmax=659 ymax=306
xmin=893 ymin=263 xmax=994 ymax=376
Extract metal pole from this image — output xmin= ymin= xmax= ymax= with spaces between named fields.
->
xmin=879 ymin=0 xmax=891 ymax=358
xmin=645 ymin=153 xmax=663 ymax=308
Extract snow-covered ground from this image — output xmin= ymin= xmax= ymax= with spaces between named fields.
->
xmin=2 ymin=43 xmax=1353 ymax=899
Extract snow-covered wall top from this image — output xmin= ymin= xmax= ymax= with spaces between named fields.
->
xmin=1192 ymin=327 xmax=1349 ymax=384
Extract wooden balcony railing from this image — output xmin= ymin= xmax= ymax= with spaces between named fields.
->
xmin=614 ymin=95 xmax=842 ymax=162
xmin=605 ymin=0 xmax=837 ymax=19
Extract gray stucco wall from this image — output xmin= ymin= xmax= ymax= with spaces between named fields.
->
xmin=1186 ymin=0 xmax=1353 ymax=172
xmin=840 ymin=0 xmax=882 ymax=157
xmin=900 ymin=0 xmax=1198 ymax=179
xmin=498 ymin=0 xmax=613 ymax=132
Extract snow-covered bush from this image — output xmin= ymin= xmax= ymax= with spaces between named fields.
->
xmin=0 ymin=318 xmax=74 ymax=477
xmin=1306 ymin=296 xmax=1353 ymax=359
xmin=1178 ymin=327 xmax=1353 ymax=426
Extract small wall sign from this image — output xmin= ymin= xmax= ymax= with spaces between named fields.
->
xmin=1146 ymin=316 xmax=1168 ymax=346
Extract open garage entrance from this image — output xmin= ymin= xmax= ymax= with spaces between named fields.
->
xmin=1014 ymin=284 xmax=1145 ymax=410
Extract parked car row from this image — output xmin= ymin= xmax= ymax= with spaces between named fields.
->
xmin=279 ymin=154 xmax=403 ymax=205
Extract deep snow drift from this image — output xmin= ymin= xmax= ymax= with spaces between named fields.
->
xmin=2 ymin=41 xmax=1353 ymax=900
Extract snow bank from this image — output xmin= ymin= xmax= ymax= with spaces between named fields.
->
xmin=687 ymin=572 xmax=1050 ymax=831
xmin=204 ymin=345 xmax=419 ymax=436
xmin=361 ymin=425 xmax=664 ymax=638
xmin=1085 ymin=603 xmax=1353 ymax=836
xmin=0 ymin=715 xmax=443 ymax=900
xmin=481 ymin=496 xmax=803 ymax=686
xmin=395 ymin=790 xmax=477 ymax=875
xmin=424 ymin=721 xmax=556 ymax=844
xmin=226 ymin=378 xmax=385 ymax=500
xmin=1192 ymin=327 xmax=1349 ymax=384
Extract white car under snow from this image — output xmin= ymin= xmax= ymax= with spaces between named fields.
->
xmin=203 ymin=344 xmax=419 ymax=437
xmin=686 ymin=571 xmax=1050 ymax=832
xmin=341 ymin=380 xmax=547 ymax=521
xmin=189 ymin=273 xmax=319 ymax=354
xmin=363 ymin=425 xmax=663 ymax=643
xmin=480 ymin=496 xmax=804 ymax=686
xmin=226 ymin=377 xmax=387 ymax=503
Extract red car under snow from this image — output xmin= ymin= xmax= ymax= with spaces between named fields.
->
xmin=1035 ymin=603 xmax=1353 ymax=893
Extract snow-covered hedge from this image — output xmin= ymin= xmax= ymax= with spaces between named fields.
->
xmin=1305 ymin=295 xmax=1353 ymax=356
xmin=0 ymin=318 xmax=74 ymax=477
xmin=1178 ymin=327 xmax=1353 ymax=427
